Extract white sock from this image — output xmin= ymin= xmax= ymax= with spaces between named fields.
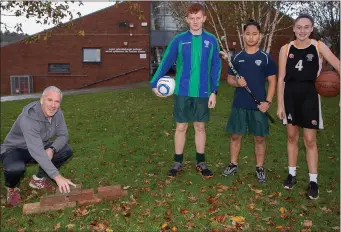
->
xmin=309 ymin=173 xmax=318 ymax=183
xmin=33 ymin=174 xmax=44 ymax=180
xmin=288 ymin=166 xmax=296 ymax=176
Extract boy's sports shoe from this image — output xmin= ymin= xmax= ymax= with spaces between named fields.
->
xmin=167 ymin=162 xmax=182 ymax=178
xmin=256 ymin=166 xmax=266 ymax=184
xmin=222 ymin=162 xmax=238 ymax=176
xmin=196 ymin=162 xmax=213 ymax=178
xmin=29 ymin=175 xmax=55 ymax=191
xmin=283 ymin=174 xmax=297 ymax=189
xmin=7 ymin=187 xmax=21 ymax=207
xmin=307 ymin=181 xmax=319 ymax=200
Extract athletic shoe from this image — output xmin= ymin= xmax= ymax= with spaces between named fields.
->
xmin=256 ymin=166 xmax=266 ymax=184
xmin=307 ymin=181 xmax=319 ymax=200
xmin=196 ymin=162 xmax=213 ymax=178
xmin=283 ymin=174 xmax=297 ymax=189
xmin=167 ymin=162 xmax=182 ymax=178
xmin=222 ymin=162 xmax=238 ymax=176
xmin=29 ymin=175 xmax=55 ymax=191
xmin=7 ymin=187 xmax=21 ymax=207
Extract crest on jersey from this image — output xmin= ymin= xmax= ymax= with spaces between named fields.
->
xmin=204 ymin=40 xmax=210 ymax=48
xmin=311 ymin=120 xmax=317 ymax=125
xmin=255 ymin=60 xmax=262 ymax=66
xmin=289 ymin=53 xmax=294 ymax=59
xmin=306 ymin=54 xmax=314 ymax=61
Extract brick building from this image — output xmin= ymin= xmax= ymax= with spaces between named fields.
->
xmin=1 ymin=2 xmax=150 ymax=96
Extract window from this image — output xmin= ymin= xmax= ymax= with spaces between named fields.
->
xmin=119 ymin=21 xmax=128 ymax=28
xmin=48 ymin=63 xmax=70 ymax=73
xmin=83 ymin=48 xmax=101 ymax=63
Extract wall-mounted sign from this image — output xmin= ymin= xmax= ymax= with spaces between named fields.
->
xmin=105 ymin=48 xmax=146 ymax=54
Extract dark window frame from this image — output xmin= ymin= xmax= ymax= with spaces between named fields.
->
xmin=82 ymin=48 xmax=102 ymax=63
xmin=48 ymin=63 xmax=70 ymax=73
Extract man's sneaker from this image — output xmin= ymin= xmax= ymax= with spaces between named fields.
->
xmin=168 ymin=162 xmax=182 ymax=178
xmin=283 ymin=174 xmax=297 ymax=189
xmin=29 ymin=175 xmax=55 ymax=191
xmin=222 ymin=162 xmax=238 ymax=176
xmin=7 ymin=187 xmax=21 ymax=207
xmin=256 ymin=167 xmax=266 ymax=184
xmin=307 ymin=181 xmax=319 ymax=200
xmin=196 ymin=162 xmax=213 ymax=178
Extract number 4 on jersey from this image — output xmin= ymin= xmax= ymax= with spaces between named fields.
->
xmin=295 ymin=60 xmax=303 ymax=71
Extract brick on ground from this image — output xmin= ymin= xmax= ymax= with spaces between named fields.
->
xmin=97 ymin=185 xmax=128 ymax=200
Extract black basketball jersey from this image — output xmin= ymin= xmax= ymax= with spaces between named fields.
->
xmin=284 ymin=40 xmax=322 ymax=82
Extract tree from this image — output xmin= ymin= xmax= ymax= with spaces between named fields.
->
xmin=167 ymin=1 xmax=295 ymax=54
xmin=298 ymin=1 xmax=340 ymax=58
xmin=0 ymin=1 xmax=83 ymax=33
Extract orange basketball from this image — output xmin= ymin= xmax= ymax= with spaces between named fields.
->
xmin=315 ymin=71 xmax=340 ymax=97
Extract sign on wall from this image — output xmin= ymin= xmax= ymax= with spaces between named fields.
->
xmin=105 ymin=48 xmax=146 ymax=54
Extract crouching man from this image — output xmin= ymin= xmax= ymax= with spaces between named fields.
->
xmin=1 ymin=86 xmax=75 ymax=207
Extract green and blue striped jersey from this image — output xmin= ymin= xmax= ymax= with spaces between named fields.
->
xmin=150 ymin=30 xmax=222 ymax=98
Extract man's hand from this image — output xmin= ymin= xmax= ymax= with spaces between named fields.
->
xmin=152 ymin=88 xmax=167 ymax=98
xmin=45 ymin=148 xmax=54 ymax=160
xmin=236 ymin=76 xmax=247 ymax=87
xmin=258 ymin=102 xmax=270 ymax=113
xmin=208 ymin=93 xmax=217 ymax=108
xmin=219 ymin=51 xmax=228 ymax=60
xmin=54 ymin=174 xmax=76 ymax=193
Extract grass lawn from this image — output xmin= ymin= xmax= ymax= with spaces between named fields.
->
xmin=1 ymin=82 xmax=340 ymax=231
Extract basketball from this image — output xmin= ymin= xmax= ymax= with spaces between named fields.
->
xmin=315 ymin=71 xmax=340 ymax=97
xmin=157 ymin=76 xmax=175 ymax=96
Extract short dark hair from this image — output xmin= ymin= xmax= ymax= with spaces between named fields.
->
xmin=186 ymin=3 xmax=205 ymax=16
xmin=243 ymin=19 xmax=261 ymax=32
xmin=295 ymin=14 xmax=314 ymax=26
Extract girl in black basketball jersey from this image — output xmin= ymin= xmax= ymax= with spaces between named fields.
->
xmin=277 ymin=14 xmax=340 ymax=199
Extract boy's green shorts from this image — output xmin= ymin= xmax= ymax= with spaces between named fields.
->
xmin=174 ymin=95 xmax=209 ymax=123
xmin=226 ymin=107 xmax=269 ymax=136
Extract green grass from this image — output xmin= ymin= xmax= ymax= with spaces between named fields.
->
xmin=1 ymin=82 xmax=339 ymax=232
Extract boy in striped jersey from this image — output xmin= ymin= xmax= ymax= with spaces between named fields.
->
xmin=150 ymin=3 xmax=221 ymax=178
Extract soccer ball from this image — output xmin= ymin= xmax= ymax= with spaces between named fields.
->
xmin=157 ymin=76 xmax=175 ymax=96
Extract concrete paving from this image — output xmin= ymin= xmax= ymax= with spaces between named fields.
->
xmin=1 ymin=82 xmax=149 ymax=102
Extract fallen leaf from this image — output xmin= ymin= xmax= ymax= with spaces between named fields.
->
xmin=211 ymin=215 xmax=227 ymax=223
xmin=171 ymin=226 xmax=178 ymax=231
xmin=188 ymin=196 xmax=198 ymax=202
xmin=208 ymin=207 xmax=218 ymax=215
xmin=231 ymin=216 xmax=246 ymax=225
xmin=74 ymin=208 xmax=90 ymax=217
xmin=17 ymin=229 xmax=25 ymax=232
xmin=54 ymin=223 xmax=61 ymax=230
xmin=164 ymin=131 xmax=170 ymax=136
xmin=251 ymin=188 xmax=263 ymax=194
xmin=279 ymin=207 xmax=286 ymax=214
xmin=331 ymin=226 xmax=340 ymax=230
xmin=90 ymin=223 xmax=107 ymax=232
xmin=66 ymin=224 xmax=75 ymax=229
xmin=184 ymin=221 xmax=195 ymax=229
xmin=301 ymin=229 xmax=312 ymax=232
xmin=268 ymin=192 xmax=281 ymax=198
xmin=247 ymin=204 xmax=255 ymax=210
xmin=276 ymin=225 xmax=290 ymax=231
xmin=161 ymin=223 xmax=169 ymax=230
xmin=302 ymin=220 xmax=312 ymax=228
xmin=320 ymin=207 xmax=332 ymax=213
xmin=216 ymin=184 xmax=230 ymax=191
xmin=180 ymin=209 xmax=190 ymax=214
xmin=122 ymin=186 xmax=130 ymax=190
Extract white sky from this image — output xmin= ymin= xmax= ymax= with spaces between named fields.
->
xmin=1 ymin=2 xmax=115 ymax=35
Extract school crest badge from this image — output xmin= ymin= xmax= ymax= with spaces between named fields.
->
xmin=255 ymin=60 xmax=262 ymax=66
xmin=204 ymin=40 xmax=210 ymax=48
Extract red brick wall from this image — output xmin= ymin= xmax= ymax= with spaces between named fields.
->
xmin=1 ymin=1 xmax=151 ymax=96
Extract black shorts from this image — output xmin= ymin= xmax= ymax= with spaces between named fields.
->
xmin=284 ymin=81 xmax=323 ymax=129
